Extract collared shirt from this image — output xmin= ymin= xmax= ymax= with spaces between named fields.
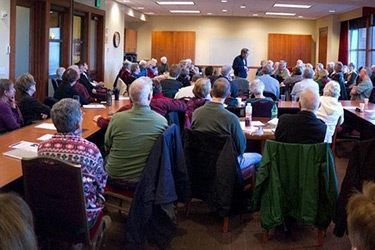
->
xmin=38 ymin=133 xmax=107 ymax=224
xmin=291 ymin=78 xmax=319 ymax=99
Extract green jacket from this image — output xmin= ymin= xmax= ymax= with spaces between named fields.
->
xmin=251 ymin=140 xmax=338 ymax=230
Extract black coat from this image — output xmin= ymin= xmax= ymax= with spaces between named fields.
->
xmin=232 ymin=55 xmax=248 ymax=78
xmin=275 ymin=111 xmax=327 ymax=144
xmin=53 ymin=82 xmax=89 ymax=105
xmin=334 ymin=139 xmax=375 ymax=237
xmin=18 ymin=92 xmax=51 ymax=125
xmin=125 ymin=124 xmax=190 ymax=249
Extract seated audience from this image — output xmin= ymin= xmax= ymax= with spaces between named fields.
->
xmin=350 ymin=67 xmax=373 ymax=100
xmin=147 ymin=58 xmax=158 ymax=78
xmin=283 ymin=66 xmax=303 ymax=91
xmin=175 ymin=74 xmax=202 ymax=99
xmin=177 ymin=68 xmax=191 ymax=87
xmin=118 ymin=60 xmax=132 ymax=84
xmin=158 ymin=56 xmax=169 ymax=75
xmin=77 ymin=61 xmax=107 ymax=101
xmin=38 ymin=99 xmax=107 ymax=227
xmin=105 ymin=77 xmax=168 ymax=188
xmin=257 ymin=65 xmax=280 ymax=98
xmin=191 ymin=78 xmax=262 ymax=172
xmin=327 ymin=61 xmax=335 ymax=77
xmin=316 ymin=81 xmax=344 ymax=143
xmin=346 ymin=63 xmax=357 ymax=89
xmin=0 ymin=193 xmax=37 ymax=250
xmin=330 ymin=62 xmax=348 ymax=100
xmin=160 ymin=64 xmax=183 ymax=98
xmin=346 ymin=181 xmax=375 ymax=250
xmin=55 ymin=67 xmax=66 ymax=85
xmin=220 ymin=65 xmax=238 ymax=98
xmin=256 ymin=60 xmax=267 ymax=76
xmin=15 ymin=74 xmax=50 ymax=125
xmin=296 ymin=59 xmax=304 ymax=69
xmin=313 ymin=63 xmax=324 ymax=81
xmin=275 ymin=88 xmax=326 ymax=144
xmin=316 ymin=69 xmax=331 ymax=93
xmin=246 ymin=79 xmax=274 ymax=104
xmin=95 ymin=79 xmax=187 ymax=128
xmin=371 ymin=65 xmax=375 ymax=86
xmin=291 ymin=67 xmax=319 ymax=99
xmin=138 ymin=60 xmax=147 ymax=77
xmin=54 ymin=68 xmax=89 ymax=105
xmin=273 ymin=60 xmax=290 ymax=82
xmin=0 ymin=79 xmax=22 ymax=133
xmin=205 ymin=66 xmax=217 ymax=84
xmin=69 ymin=65 xmax=92 ymax=102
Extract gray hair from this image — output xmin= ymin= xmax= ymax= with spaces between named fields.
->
xmin=250 ymin=79 xmax=265 ymax=95
xmin=221 ymin=65 xmax=232 ymax=77
xmin=300 ymin=88 xmax=320 ymax=113
xmin=303 ymin=67 xmax=314 ymax=79
xmin=323 ymin=81 xmax=341 ymax=98
xmin=262 ymin=65 xmax=273 ymax=75
xmin=51 ymin=99 xmax=82 ymax=133
xmin=56 ymin=67 xmax=66 ymax=80
xmin=123 ymin=60 xmax=132 ymax=69
xmin=129 ymin=77 xmax=153 ymax=105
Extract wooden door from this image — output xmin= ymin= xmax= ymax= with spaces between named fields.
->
xmin=318 ymin=27 xmax=328 ymax=67
xmin=124 ymin=28 xmax=137 ymax=53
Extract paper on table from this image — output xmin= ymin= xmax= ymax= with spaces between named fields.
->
xmin=35 ymin=123 xmax=56 ymax=130
xmin=251 ymin=121 xmax=265 ymax=126
xmin=343 ymin=106 xmax=357 ymax=110
xmin=37 ymin=134 xmax=54 ymax=141
xmin=3 ymin=149 xmax=38 ymax=160
xmin=263 ymin=129 xmax=275 ymax=133
xmin=240 ymin=121 xmax=261 ymax=132
xmin=9 ymin=141 xmax=38 ymax=153
xmin=83 ymin=104 xmax=106 ymax=109
xmin=268 ymin=118 xmax=279 ymax=126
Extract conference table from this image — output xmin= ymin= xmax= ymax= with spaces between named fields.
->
xmin=0 ymin=99 xmax=374 ymax=189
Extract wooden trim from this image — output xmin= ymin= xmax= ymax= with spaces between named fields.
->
xmin=61 ymin=6 xmax=72 ymax=67
xmin=95 ymin=14 xmax=105 ymax=81
xmin=9 ymin=0 xmax=16 ymax=80
xmin=73 ymin=2 xmax=105 ymax=16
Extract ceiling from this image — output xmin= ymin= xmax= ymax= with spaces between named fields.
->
xmin=116 ymin=0 xmax=375 ymax=20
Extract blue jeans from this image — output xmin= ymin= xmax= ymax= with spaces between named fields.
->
xmin=238 ymin=153 xmax=262 ymax=170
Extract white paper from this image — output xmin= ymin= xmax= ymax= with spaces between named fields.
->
xmin=83 ymin=104 xmax=106 ymax=109
xmin=263 ymin=129 xmax=275 ymax=133
xmin=113 ymin=96 xmax=130 ymax=100
xmin=35 ymin=123 xmax=56 ymax=130
xmin=251 ymin=121 xmax=265 ymax=126
xmin=343 ymin=106 xmax=357 ymax=110
xmin=268 ymin=118 xmax=279 ymax=126
xmin=240 ymin=121 xmax=261 ymax=132
xmin=9 ymin=141 xmax=38 ymax=153
xmin=3 ymin=149 xmax=37 ymax=160
xmin=37 ymin=134 xmax=54 ymax=141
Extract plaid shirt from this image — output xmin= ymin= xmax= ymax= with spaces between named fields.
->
xmin=38 ymin=133 xmax=107 ymax=224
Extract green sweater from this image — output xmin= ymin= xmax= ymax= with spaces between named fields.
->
xmin=104 ymin=104 xmax=168 ymax=179
xmin=191 ymin=102 xmax=246 ymax=155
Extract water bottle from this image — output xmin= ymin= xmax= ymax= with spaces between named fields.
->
xmin=271 ymin=102 xmax=278 ymax=119
xmin=106 ymin=90 xmax=113 ymax=106
xmin=245 ymin=103 xmax=252 ymax=128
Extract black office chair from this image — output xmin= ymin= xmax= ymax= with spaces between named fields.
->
xmin=263 ymin=91 xmax=277 ymax=101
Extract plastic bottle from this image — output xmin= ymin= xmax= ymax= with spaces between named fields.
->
xmin=271 ymin=102 xmax=278 ymax=119
xmin=106 ymin=90 xmax=113 ymax=106
xmin=245 ymin=103 xmax=252 ymax=128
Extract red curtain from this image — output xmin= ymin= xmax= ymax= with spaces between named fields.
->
xmin=338 ymin=21 xmax=349 ymax=65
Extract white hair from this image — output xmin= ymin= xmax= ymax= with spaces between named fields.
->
xmin=129 ymin=77 xmax=153 ymax=105
xmin=160 ymin=56 xmax=167 ymax=63
xmin=300 ymin=88 xmax=320 ymax=113
xmin=139 ymin=60 xmax=147 ymax=66
xmin=221 ymin=65 xmax=232 ymax=77
xmin=323 ymin=81 xmax=341 ymax=98
xmin=250 ymin=79 xmax=265 ymax=95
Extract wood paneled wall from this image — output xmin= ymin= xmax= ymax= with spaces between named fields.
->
xmin=125 ymin=28 xmax=137 ymax=53
xmin=268 ymin=34 xmax=312 ymax=65
xmin=152 ymin=31 xmax=195 ymax=64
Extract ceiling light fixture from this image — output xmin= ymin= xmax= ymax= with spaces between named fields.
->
xmin=145 ymin=12 xmax=155 ymax=15
xmin=253 ymin=14 xmax=259 ymax=16
xmin=273 ymin=3 xmax=311 ymax=8
xmin=240 ymin=5 xmax=246 ymax=8
xmin=298 ymin=15 xmax=303 ymax=18
xmin=329 ymin=10 xmax=335 ymax=13
xmin=207 ymin=12 xmax=212 ymax=15
xmin=157 ymin=1 xmax=195 ymax=5
xmin=222 ymin=9 xmax=227 ymax=12
xmin=265 ymin=12 xmax=296 ymax=16
xmin=169 ymin=10 xmax=200 ymax=13
xmin=221 ymin=0 xmax=227 ymax=3
xmin=136 ymin=7 xmax=145 ymax=9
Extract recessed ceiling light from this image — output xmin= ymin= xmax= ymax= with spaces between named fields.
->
xmin=136 ymin=7 xmax=145 ymax=9
xmin=240 ymin=5 xmax=246 ymax=9
xmin=157 ymin=1 xmax=195 ymax=5
xmin=222 ymin=9 xmax=227 ymax=12
xmin=329 ymin=10 xmax=335 ymax=13
xmin=121 ymin=0 xmax=130 ymax=2
xmin=169 ymin=10 xmax=200 ymax=13
xmin=253 ymin=13 xmax=258 ymax=16
xmin=298 ymin=15 xmax=303 ymax=18
xmin=265 ymin=12 xmax=296 ymax=16
xmin=273 ymin=3 xmax=311 ymax=9
xmin=207 ymin=12 xmax=212 ymax=15
xmin=145 ymin=12 xmax=155 ymax=15
xmin=221 ymin=0 xmax=227 ymax=2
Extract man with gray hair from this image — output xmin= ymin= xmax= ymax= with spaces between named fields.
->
xmin=257 ymin=64 xmax=280 ymax=98
xmin=290 ymin=67 xmax=319 ymax=99
xmin=105 ymin=77 xmax=168 ymax=188
xmin=275 ymin=88 xmax=326 ymax=143
xmin=350 ymin=67 xmax=373 ymax=100
xmin=219 ymin=65 xmax=238 ymax=98
xmin=192 ymin=77 xmax=262 ymax=172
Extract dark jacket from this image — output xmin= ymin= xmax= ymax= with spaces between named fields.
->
xmin=275 ymin=111 xmax=326 ymax=144
xmin=232 ymin=77 xmax=249 ymax=97
xmin=18 ymin=92 xmax=51 ymax=125
xmin=331 ymin=71 xmax=348 ymax=100
xmin=232 ymin=55 xmax=248 ymax=78
xmin=334 ymin=139 xmax=375 ymax=237
xmin=219 ymin=76 xmax=238 ymax=98
xmin=125 ymin=125 xmax=190 ymax=249
xmin=183 ymin=129 xmax=244 ymax=217
xmin=53 ymin=82 xmax=89 ymax=105
xmin=160 ymin=78 xmax=183 ymax=98
xmin=79 ymin=72 xmax=96 ymax=93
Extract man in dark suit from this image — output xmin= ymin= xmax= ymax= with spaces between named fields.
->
xmin=77 ymin=61 xmax=107 ymax=101
xmin=232 ymin=48 xmax=249 ymax=79
xmin=275 ymin=88 xmax=326 ymax=144
xmin=160 ymin=64 xmax=183 ymax=98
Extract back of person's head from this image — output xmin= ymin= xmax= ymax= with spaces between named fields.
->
xmin=212 ymin=78 xmax=230 ymax=99
xmin=292 ymin=66 xmax=302 ymax=76
xmin=300 ymin=88 xmax=320 ymax=112
xmin=193 ymin=78 xmax=211 ymax=99
xmin=15 ymin=74 xmax=35 ymax=93
xmin=191 ymin=74 xmax=202 ymax=83
xmin=169 ymin=64 xmax=181 ymax=78
xmin=51 ymin=98 xmax=82 ymax=133
xmin=221 ymin=65 xmax=232 ymax=77
xmin=152 ymin=80 xmax=162 ymax=95
xmin=335 ymin=62 xmax=343 ymax=72
xmin=0 ymin=193 xmax=37 ymax=250
xmin=131 ymin=63 xmax=139 ymax=73
xmin=347 ymin=181 xmax=375 ymax=250
xmin=123 ymin=60 xmax=132 ymax=69
xmin=0 ymin=79 xmax=14 ymax=98
xmin=129 ymin=77 xmax=153 ymax=105
xmin=68 ymin=65 xmax=81 ymax=75
xmin=327 ymin=62 xmax=335 ymax=69
xmin=267 ymin=60 xmax=274 ymax=67
xmin=348 ymin=62 xmax=356 ymax=70
xmin=303 ymin=67 xmax=314 ymax=79
xmin=323 ymin=81 xmax=341 ymax=98
xmin=241 ymin=48 xmax=249 ymax=55
xmin=62 ymin=68 xmax=79 ymax=84
xmin=205 ymin=66 xmax=214 ymax=77
xmin=56 ymin=67 xmax=66 ymax=79
xmin=160 ymin=56 xmax=167 ymax=63
xmin=262 ymin=65 xmax=273 ymax=75
xmin=315 ymin=63 xmax=324 ymax=71
xmin=180 ymin=68 xmax=189 ymax=78
xmin=250 ymin=79 xmax=265 ymax=95
xmin=319 ymin=69 xmax=329 ymax=79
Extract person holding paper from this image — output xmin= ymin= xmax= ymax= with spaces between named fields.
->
xmin=0 ymin=79 xmax=23 ymax=133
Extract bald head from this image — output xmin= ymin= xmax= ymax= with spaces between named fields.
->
xmin=129 ymin=77 xmax=153 ymax=105
xmin=300 ymin=88 xmax=320 ymax=113
xmin=212 ymin=78 xmax=230 ymax=99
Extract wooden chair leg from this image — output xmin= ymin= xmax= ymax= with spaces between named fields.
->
xmin=222 ymin=217 xmax=229 ymax=233
xmin=318 ymin=229 xmax=324 ymax=246
xmin=262 ymin=230 xmax=269 ymax=244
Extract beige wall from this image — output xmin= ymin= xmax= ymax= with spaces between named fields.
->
xmin=0 ymin=0 xmax=10 ymax=78
xmin=135 ymin=16 xmax=317 ymax=66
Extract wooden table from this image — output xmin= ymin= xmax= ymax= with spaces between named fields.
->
xmin=0 ymin=98 xmax=130 ymax=188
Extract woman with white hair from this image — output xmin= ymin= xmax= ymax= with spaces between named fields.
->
xmin=246 ymin=79 xmax=274 ymax=104
xmin=316 ymin=81 xmax=344 ymax=143
xmin=158 ymin=56 xmax=169 ymax=75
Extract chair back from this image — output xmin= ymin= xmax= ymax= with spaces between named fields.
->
xmin=251 ymin=99 xmax=274 ymax=117
xmin=51 ymin=79 xmax=59 ymax=92
xmin=263 ymin=91 xmax=277 ymax=101
xmin=22 ymin=156 xmax=91 ymax=245
xmin=116 ymin=77 xmax=127 ymax=96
